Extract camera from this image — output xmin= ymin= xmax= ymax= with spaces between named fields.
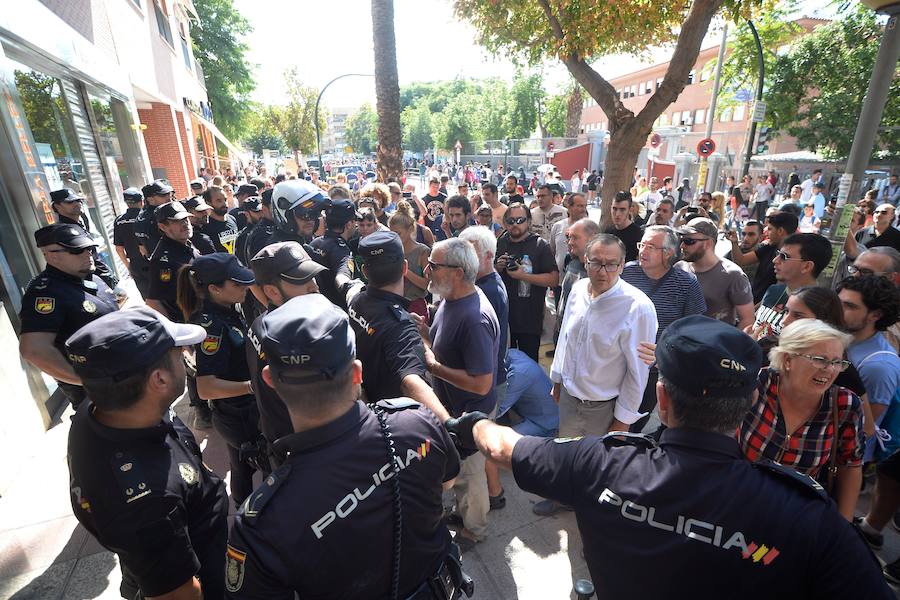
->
xmin=402 ymin=191 xmax=412 ymax=199
xmin=503 ymin=254 xmax=523 ymax=271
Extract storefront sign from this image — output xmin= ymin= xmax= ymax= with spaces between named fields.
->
xmin=2 ymin=87 xmax=52 ymax=222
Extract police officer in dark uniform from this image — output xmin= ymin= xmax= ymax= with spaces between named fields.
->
xmin=183 ymin=195 xmax=218 ymax=255
xmin=235 ymin=196 xmax=264 ymax=267
xmin=229 ymin=183 xmax=259 ymax=231
xmin=264 ymin=179 xmax=330 ymax=249
xmin=19 ymin=224 xmax=120 ymax=409
xmin=309 ymin=199 xmax=360 ymax=309
xmin=146 ymin=201 xmax=200 ymax=322
xmin=50 ymin=188 xmax=120 ymax=292
xmin=65 ymin=307 xmax=228 ymax=600
xmin=452 ymin=315 xmax=893 ymax=598
xmin=112 ymin=187 xmax=150 ymax=298
xmin=241 ymin=189 xmax=276 ymax=266
xmin=349 ymin=231 xmax=451 ymax=421
xmin=134 ymin=180 xmax=175 ymax=257
xmin=246 ymin=242 xmax=325 ymax=466
xmin=225 ymin=294 xmax=471 ymax=600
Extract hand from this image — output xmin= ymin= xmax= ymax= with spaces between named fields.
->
xmin=505 ymin=265 xmax=525 ymax=280
xmin=552 ymin=382 xmax=560 ymax=404
xmin=444 ymin=412 xmax=490 ymax=453
xmin=609 ymin=419 xmax=629 ymax=433
xmin=725 ymin=230 xmax=739 ymax=243
xmin=440 ymin=217 xmax=452 ymax=237
xmin=637 ymin=341 xmax=657 ymax=366
xmin=410 ymin=312 xmax=431 ymax=343
xmin=494 ymin=254 xmax=510 ymax=272
xmin=424 ymin=346 xmax=438 ymax=372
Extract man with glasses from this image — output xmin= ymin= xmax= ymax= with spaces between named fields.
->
xmin=845 ymin=203 xmax=900 ymax=261
xmin=530 ymin=184 xmax=568 ymax=243
xmin=678 ymin=218 xmax=755 ymax=330
xmin=851 ymin=247 xmax=900 ymax=287
xmin=50 ymin=188 xmax=120 ymax=292
xmin=605 ymin=190 xmax=644 ymax=263
xmin=146 ymin=201 xmax=200 ymax=321
xmin=19 ymin=224 xmax=120 ymax=409
xmin=727 ymin=211 xmax=799 ymax=304
xmin=496 ymin=203 xmax=559 ymax=361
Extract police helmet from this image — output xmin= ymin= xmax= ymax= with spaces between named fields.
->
xmin=271 ymin=179 xmax=330 ymax=233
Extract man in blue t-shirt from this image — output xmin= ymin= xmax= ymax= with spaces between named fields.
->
xmin=416 ymin=238 xmax=499 ymax=552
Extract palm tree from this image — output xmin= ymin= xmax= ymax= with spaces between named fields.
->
xmin=371 ymin=0 xmax=403 ymax=181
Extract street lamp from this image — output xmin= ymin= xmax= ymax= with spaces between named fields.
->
xmin=314 ymin=73 xmax=375 ymax=171
xmin=740 ymin=19 xmax=765 ymax=178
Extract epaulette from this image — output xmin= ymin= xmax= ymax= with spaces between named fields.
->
xmin=238 ymin=462 xmax=292 ymax=524
xmin=752 ymin=459 xmax=828 ymax=501
xmin=599 ymin=431 xmax=658 ymax=449
xmin=389 ymin=303 xmax=405 ymax=322
xmin=374 ymin=398 xmax=421 ymax=412
xmin=110 ymin=451 xmax=153 ymax=504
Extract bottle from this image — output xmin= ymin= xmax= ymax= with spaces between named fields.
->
xmin=518 ymin=254 xmax=532 ymax=298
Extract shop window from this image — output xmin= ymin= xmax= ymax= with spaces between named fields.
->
xmin=616 ymin=89 xmax=622 ymax=99
xmin=154 ymin=1 xmax=174 ymax=47
xmin=645 ymin=80 xmax=653 ymax=94
xmin=86 ymin=89 xmax=144 ymax=192
xmin=671 ymin=111 xmax=681 ymax=125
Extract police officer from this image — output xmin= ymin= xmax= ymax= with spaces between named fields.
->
xmin=50 ymin=188 xmax=119 ymax=292
xmin=183 ymin=195 xmax=218 ymax=255
xmin=176 ymin=253 xmax=267 ymax=507
xmin=225 ymin=294 xmax=470 ymax=600
xmin=19 ymin=224 xmax=119 ymax=409
xmin=246 ymin=242 xmax=325 ymax=465
xmin=230 ymin=182 xmax=260 ymax=231
xmin=202 ymin=185 xmax=240 ymax=254
xmin=134 ymin=180 xmax=175 ymax=257
xmin=65 ymin=307 xmax=228 ymax=599
xmin=266 ymin=178 xmax=330 ymax=248
xmin=241 ymin=189 xmax=276 ymax=265
xmin=349 ymin=231 xmax=451 ymax=421
xmin=145 ymin=201 xmax=200 ymax=321
xmin=235 ymin=196 xmax=264 ymax=267
xmin=451 ymin=315 xmax=893 ymax=598
xmin=309 ymin=198 xmax=359 ymax=309
xmin=112 ymin=187 xmax=150 ymax=298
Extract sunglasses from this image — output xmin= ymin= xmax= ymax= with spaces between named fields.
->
xmin=48 ymin=246 xmax=92 ymax=255
xmin=504 ymin=216 xmax=528 ymax=225
xmin=775 ymin=250 xmax=807 ymax=262
xmin=680 ymin=237 xmax=707 ymax=246
xmin=848 ymin=264 xmax=886 ymax=277
xmin=427 ymin=260 xmax=460 ymax=270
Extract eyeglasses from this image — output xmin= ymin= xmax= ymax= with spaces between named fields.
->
xmin=504 ymin=216 xmax=528 ymax=225
xmin=775 ymin=250 xmax=807 ymax=262
xmin=874 ymin=210 xmax=892 ymax=215
xmin=848 ymin=264 xmax=887 ymax=277
xmin=680 ymin=237 xmax=708 ymax=246
xmin=47 ymin=246 xmax=91 ymax=255
xmin=793 ymin=353 xmax=850 ymax=372
xmin=586 ymin=260 xmax=620 ymax=272
xmin=427 ymin=260 xmax=460 ymax=270
xmin=637 ymin=242 xmax=664 ymax=251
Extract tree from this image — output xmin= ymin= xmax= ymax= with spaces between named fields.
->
xmin=372 ymin=0 xmax=403 ymax=180
xmin=565 ymin=85 xmax=583 ymax=138
xmin=279 ymin=68 xmax=325 ymax=162
xmin=509 ymin=70 xmax=543 ymax=138
xmin=454 ymin=0 xmax=760 ymax=225
xmin=543 ymin=93 xmax=567 ymax=137
xmin=191 ymin=0 xmax=255 ymax=141
xmin=401 ymin=104 xmax=434 ymax=153
xmin=765 ymin=7 xmax=899 ymax=160
xmin=346 ymin=103 xmax=379 ymax=155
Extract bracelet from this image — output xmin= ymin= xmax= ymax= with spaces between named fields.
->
xmin=246 ymin=380 xmax=254 ymax=395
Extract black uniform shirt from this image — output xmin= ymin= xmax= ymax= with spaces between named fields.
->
xmin=512 ymin=428 xmax=892 ymax=599
xmin=147 ymin=236 xmax=199 ymax=321
xmin=242 ymin=218 xmax=276 ymax=266
xmin=235 ymin=221 xmax=256 ymax=267
xmin=19 ymin=266 xmax=119 ymax=356
xmin=247 ymin=310 xmax=292 ymax=457
xmin=309 ymin=231 xmax=353 ymax=309
xmin=113 ymin=207 xmax=148 ymax=271
xmin=67 ymin=403 xmax=228 ymax=598
xmin=134 ymin=204 xmax=162 ymax=256
xmin=348 ymin=287 xmax=427 ymax=402
xmin=191 ymin=300 xmax=253 ymax=404
xmin=203 ymin=215 xmax=240 ymax=254
xmin=225 ymin=400 xmax=460 ymax=600
xmin=228 ymin=206 xmax=248 ymax=231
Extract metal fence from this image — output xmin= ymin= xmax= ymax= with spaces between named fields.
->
xmin=458 ymin=137 xmax=580 ymax=170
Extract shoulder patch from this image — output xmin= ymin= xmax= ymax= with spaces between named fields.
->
xmin=599 ymin=431 xmax=658 ymax=449
xmin=34 ymin=297 xmax=55 ymax=314
xmin=752 ymin=459 xmax=828 ymax=501
xmin=201 ymin=335 xmax=221 ymax=355
xmin=238 ymin=463 xmax=291 ymax=524
xmin=225 ymin=544 xmax=246 ymax=593
xmin=159 ymin=268 xmax=172 ymax=282
xmin=374 ymin=398 xmax=421 ymax=411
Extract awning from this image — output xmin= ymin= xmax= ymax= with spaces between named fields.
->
xmin=192 ymin=112 xmax=249 ymax=165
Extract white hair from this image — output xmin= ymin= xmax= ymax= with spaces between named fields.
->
xmin=769 ymin=319 xmax=852 ymax=372
xmin=434 ymin=238 xmax=479 ymax=283
xmin=459 ymin=226 xmax=497 ymax=262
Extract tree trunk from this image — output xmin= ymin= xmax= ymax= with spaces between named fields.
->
xmin=371 ymin=0 xmax=403 ymax=182
xmin=565 ymin=86 xmax=583 ymax=138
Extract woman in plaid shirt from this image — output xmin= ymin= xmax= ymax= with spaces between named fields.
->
xmin=739 ymin=319 xmax=864 ymax=520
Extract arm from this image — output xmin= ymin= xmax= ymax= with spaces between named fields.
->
xmin=725 ymin=231 xmax=758 ymax=266
xmin=404 ymin=256 xmax=429 ymax=290
xmin=400 ymin=374 xmax=450 ymax=422
xmin=115 ymin=245 xmax=130 ymax=270
xmin=870 ymin=401 xmax=888 ymax=424
xmin=843 ymin=225 xmax=864 ymax=261
xmin=146 ymin=578 xmax=202 ymax=600
xmin=421 ymin=226 xmax=435 ymax=248
xmin=19 ymin=332 xmax=81 ymax=385
xmin=425 ymin=350 xmax=494 ymax=396
xmin=473 ymin=419 xmax=522 ymax=470
xmin=735 ymin=302 xmax=756 ymax=331
xmin=834 ymin=465 xmax=862 ymax=521
xmin=196 ymin=375 xmax=252 ymax=400
xmin=505 ymin=268 xmax=559 ymax=288
xmin=613 ymin=307 xmax=658 ymax=427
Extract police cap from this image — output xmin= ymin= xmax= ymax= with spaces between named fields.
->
xmin=358 ymin=230 xmax=404 ymax=265
xmin=260 ymin=188 xmax=273 ymax=207
xmin=243 ymin=196 xmax=263 ymax=212
xmin=142 ymin=180 xmax=174 ymax=198
xmin=656 ymin=315 xmax=762 ymax=398
xmin=155 ymin=201 xmax=191 ymax=223
xmin=50 ymin=188 xmax=85 ymax=204
xmin=123 ymin=187 xmax=144 ymax=203
xmin=258 ymin=294 xmax=355 ymax=383
xmin=251 ymin=241 xmax=326 ymax=284
xmin=191 ymin=253 xmax=255 ymax=286
xmin=182 ymin=195 xmax=213 ymax=212
xmin=65 ymin=306 xmax=206 ymax=383
xmin=34 ymin=223 xmax=97 ymax=249
xmin=326 ymin=199 xmax=361 ymax=225
xmin=237 ymin=183 xmax=259 ymax=197
xmin=190 ymin=178 xmax=205 ymax=190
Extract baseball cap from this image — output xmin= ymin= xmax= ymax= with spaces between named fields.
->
xmin=182 ymin=196 xmax=213 ymax=212
xmin=50 ymin=188 xmax=84 ymax=204
xmin=155 ymin=201 xmax=191 ymax=223
xmin=190 ymin=253 xmax=255 ymax=286
xmin=190 ymin=178 xmax=205 ymax=189
xmin=65 ymin=306 xmax=206 ymax=383
xmin=251 ymin=241 xmax=326 ymax=284
xmin=142 ymin=180 xmax=174 ymax=198
xmin=237 ymin=183 xmax=258 ymax=196
xmin=242 ymin=197 xmax=263 ymax=212
xmin=677 ymin=217 xmax=718 ymax=239
xmin=257 ymin=294 xmax=355 ymax=383
xmin=656 ymin=315 xmax=762 ymax=398
xmin=327 ymin=199 xmax=361 ymax=224
xmin=34 ymin=223 xmax=97 ymax=249
xmin=359 ymin=231 xmax=404 ymax=265
xmin=123 ymin=188 xmax=143 ymax=203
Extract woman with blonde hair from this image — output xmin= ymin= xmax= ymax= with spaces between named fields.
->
xmin=738 ymin=318 xmax=864 ymax=520
xmin=388 ymin=200 xmax=430 ymax=318
xmin=711 ymin=191 xmax=727 ymax=228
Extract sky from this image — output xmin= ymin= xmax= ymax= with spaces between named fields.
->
xmin=233 ymin=0 xmax=839 ymax=112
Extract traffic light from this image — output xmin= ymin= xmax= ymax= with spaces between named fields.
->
xmin=755 ymin=127 xmax=771 ymax=155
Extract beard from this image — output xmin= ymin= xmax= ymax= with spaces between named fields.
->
xmin=213 ymin=206 xmax=228 ymax=216
xmin=428 ymin=279 xmax=452 ymax=298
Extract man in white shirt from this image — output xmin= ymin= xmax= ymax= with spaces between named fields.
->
xmin=637 ymin=176 xmax=663 ymax=218
xmin=531 ymin=184 xmax=568 ymax=242
xmin=549 ymin=193 xmax=589 ymax=274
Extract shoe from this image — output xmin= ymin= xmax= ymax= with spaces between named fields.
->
xmin=442 ymin=512 xmax=464 ymax=529
xmin=532 ymin=499 xmax=572 ymax=517
xmin=489 ymin=489 xmax=506 ymax=511
xmin=453 ymin=532 xmax=478 ymax=554
xmin=885 ymin=558 xmax=900 ymax=585
xmin=544 ymin=349 xmax=555 ymax=358
xmin=854 ymin=516 xmax=884 ymax=550
xmin=892 ymin=510 xmax=900 ymax=534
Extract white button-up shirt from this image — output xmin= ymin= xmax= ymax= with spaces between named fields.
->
xmin=550 ymin=277 xmax=658 ymax=424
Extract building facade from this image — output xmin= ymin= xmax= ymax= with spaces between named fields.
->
xmin=323 ymin=106 xmax=352 ymax=155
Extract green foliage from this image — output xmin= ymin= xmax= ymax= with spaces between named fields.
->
xmin=543 ymin=94 xmax=567 ymax=137
xmin=765 ymin=8 xmax=899 ymax=159
xmin=280 ymin=68 xmax=325 ymax=155
xmin=401 ymin=104 xmax=434 ymax=153
xmin=191 ymin=0 xmax=255 ymax=141
xmin=13 ymin=70 xmax=68 ymax=155
xmin=509 ymin=70 xmax=542 ymax=138
xmin=346 ymin=103 xmax=378 ymax=154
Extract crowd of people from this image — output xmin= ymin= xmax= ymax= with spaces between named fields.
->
xmin=14 ymin=158 xmax=900 ymax=598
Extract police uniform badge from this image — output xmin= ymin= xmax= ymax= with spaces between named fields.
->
xmin=35 ymin=297 xmax=55 ymax=314
xmin=225 ymin=544 xmax=246 ymax=592
xmin=82 ymin=300 xmax=97 ymax=313
xmin=201 ymin=335 xmax=221 ymax=355
xmin=160 ymin=269 xmax=172 ymax=282
xmin=178 ymin=462 xmax=198 ymax=486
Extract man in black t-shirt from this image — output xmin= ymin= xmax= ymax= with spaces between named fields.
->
xmin=496 ymin=203 xmax=559 ymax=361
xmin=604 ymin=190 xmax=642 ymax=263
xmin=422 ymin=176 xmax=448 ymax=238
xmin=201 ymin=185 xmax=239 ymax=254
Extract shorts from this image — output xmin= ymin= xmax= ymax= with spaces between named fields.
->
xmin=878 ymin=448 xmax=900 ymax=483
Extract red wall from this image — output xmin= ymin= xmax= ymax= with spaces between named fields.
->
xmin=551 ymin=143 xmax=591 ymax=179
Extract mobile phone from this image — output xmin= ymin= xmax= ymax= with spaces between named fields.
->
xmin=402 ymin=191 xmax=412 ymax=198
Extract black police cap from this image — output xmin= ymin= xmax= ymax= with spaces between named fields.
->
xmin=142 ymin=180 xmax=174 ymax=198
xmin=182 ymin=195 xmax=213 ymax=212
xmin=34 ymin=223 xmax=97 ymax=249
xmin=50 ymin=188 xmax=84 ymax=204
xmin=258 ymin=294 xmax=355 ymax=384
xmin=242 ymin=196 xmax=263 ymax=212
xmin=237 ymin=183 xmax=259 ymax=196
xmin=155 ymin=201 xmax=191 ymax=223
xmin=66 ymin=307 xmax=206 ymax=383
xmin=190 ymin=253 xmax=255 ymax=286
xmin=251 ymin=241 xmax=327 ymax=284
xmin=656 ymin=315 xmax=763 ymax=398
xmin=123 ymin=187 xmax=143 ymax=203
xmin=359 ymin=230 xmax=404 ymax=265
xmin=326 ymin=199 xmax=361 ymax=224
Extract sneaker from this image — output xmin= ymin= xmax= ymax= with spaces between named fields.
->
xmin=442 ymin=512 xmax=464 ymax=529
xmin=854 ymin=516 xmax=884 ymax=550
xmin=453 ymin=531 xmax=478 ymax=554
xmin=884 ymin=558 xmax=900 ymax=585
xmin=892 ymin=510 xmax=900 ymax=534
xmin=532 ymin=499 xmax=573 ymax=517
xmin=489 ymin=489 xmax=506 ymax=511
